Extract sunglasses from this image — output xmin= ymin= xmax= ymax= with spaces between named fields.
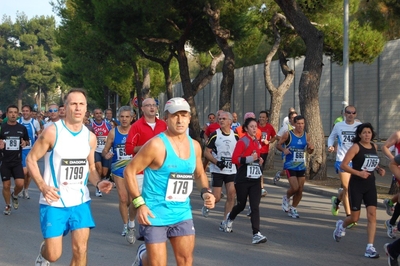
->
xmin=345 ymin=111 xmax=356 ymax=115
xmin=48 ymin=109 xmax=58 ymax=113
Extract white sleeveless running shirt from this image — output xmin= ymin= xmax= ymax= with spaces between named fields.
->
xmin=40 ymin=120 xmax=91 ymax=207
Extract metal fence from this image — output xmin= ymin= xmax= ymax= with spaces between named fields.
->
xmin=159 ymin=38 xmax=400 ymax=139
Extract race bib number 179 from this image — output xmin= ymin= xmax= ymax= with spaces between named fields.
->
xmin=165 ymin=173 xmax=194 ymax=202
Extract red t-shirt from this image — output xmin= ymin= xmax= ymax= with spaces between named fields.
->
xmin=205 ymin=122 xmax=220 ymax=137
xmin=125 ymin=116 xmax=167 ymax=156
xmin=257 ymin=123 xmax=276 ymax=154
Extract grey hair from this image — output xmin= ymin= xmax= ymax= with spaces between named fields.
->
xmin=117 ymin=106 xmax=133 ymax=117
xmin=222 ymin=111 xmax=233 ymax=121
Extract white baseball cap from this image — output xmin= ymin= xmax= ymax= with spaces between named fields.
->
xmin=164 ymin=97 xmax=191 ymax=114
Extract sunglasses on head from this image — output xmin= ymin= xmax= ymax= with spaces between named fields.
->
xmin=48 ymin=109 xmax=58 ymax=113
xmin=345 ymin=111 xmax=356 ymax=115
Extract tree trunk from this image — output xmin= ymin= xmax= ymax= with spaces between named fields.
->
xmin=204 ymin=4 xmax=234 ymax=111
xmin=264 ymin=13 xmax=295 ymax=170
xmin=275 ymin=0 xmax=327 ymax=180
xmin=142 ymin=68 xmax=151 ymax=98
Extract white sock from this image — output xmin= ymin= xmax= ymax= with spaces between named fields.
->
xmin=367 ymin=243 xmax=373 ymax=248
xmin=128 ymin=220 xmax=135 ymax=228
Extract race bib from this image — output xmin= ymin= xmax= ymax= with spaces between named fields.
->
xmin=246 ymin=163 xmax=262 ymax=179
xmin=116 ymin=144 xmax=131 ymax=160
xmin=97 ymin=136 xmax=106 ymax=148
xmin=5 ymin=137 xmax=20 ymax=151
xmin=342 ymin=131 xmax=356 ymax=146
xmin=361 ymin=154 xmax=379 ymax=172
xmin=292 ymin=148 xmax=305 ymax=162
xmin=165 ymin=173 xmax=193 ymax=202
xmin=60 ymin=158 xmax=87 ymax=188
xmin=221 ymin=157 xmax=233 ymax=169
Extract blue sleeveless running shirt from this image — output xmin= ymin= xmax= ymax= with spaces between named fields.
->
xmin=143 ymin=132 xmax=196 ymax=226
xmin=111 ymin=127 xmax=131 ymax=177
xmin=283 ymin=130 xmax=307 ymax=171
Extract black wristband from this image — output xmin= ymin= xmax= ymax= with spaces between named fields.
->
xmin=200 ymin=187 xmax=212 ymax=200
xmin=96 ymin=180 xmax=102 ymax=188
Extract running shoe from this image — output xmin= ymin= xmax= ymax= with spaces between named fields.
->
xmin=126 ymin=226 xmax=136 ymax=244
xmin=252 ymin=232 xmax=267 ymax=244
xmin=385 ymin=220 xmax=397 ymax=239
xmin=3 ymin=205 xmax=11 ymax=215
xmin=384 ymin=243 xmax=399 ymax=266
xmin=11 ymin=192 xmax=19 ymax=209
xmin=219 ymin=221 xmax=225 ymax=232
xmin=273 ymin=171 xmax=280 ymax=184
xmin=364 ymin=245 xmax=379 ymax=258
xmin=95 ymin=188 xmax=102 ymax=197
xmin=35 ymin=241 xmax=50 ymax=266
xmin=121 ymin=225 xmax=128 ymax=236
xmin=333 ymin=220 xmax=345 ymax=242
xmin=23 ymin=189 xmax=30 ymax=199
xmin=223 ymin=213 xmax=233 ymax=233
xmin=288 ymin=207 xmax=299 ymax=218
xmin=261 ymin=188 xmax=267 ymax=197
xmin=132 ymin=243 xmax=146 ymax=266
xmin=246 ymin=206 xmax=251 ymax=217
xmin=331 ymin=196 xmax=339 ymax=216
xmin=282 ymin=195 xmax=289 ymax=212
xmin=346 ymin=222 xmax=357 ymax=229
xmin=221 ymin=192 xmax=225 ymax=198
xmin=384 ymin=199 xmax=395 ymax=216
xmin=201 ymin=206 xmax=210 ymax=218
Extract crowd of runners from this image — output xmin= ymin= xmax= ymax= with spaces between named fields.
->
xmin=1 ymin=95 xmax=400 ymax=265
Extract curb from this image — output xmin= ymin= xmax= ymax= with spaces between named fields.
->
xmin=263 ymin=175 xmax=389 ymax=210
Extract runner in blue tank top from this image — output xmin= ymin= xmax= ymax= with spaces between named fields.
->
xmin=277 ymin=115 xmax=314 ymax=219
xmin=102 ymin=106 xmax=136 ymax=243
xmin=124 ymin=97 xmax=215 ymax=266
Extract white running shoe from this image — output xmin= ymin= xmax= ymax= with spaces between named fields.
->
xmin=24 ymin=189 xmax=30 ymax=199
xmin=252 ymin=232 xmax=267 ymax=244
xmin=95 ymin=188 xmax=102 ymax=197
xmin=364 ymin=245 xmax=379 ymax=258
xmin=219 ymin=221 xmax=225 ymax=231
xmin=35 ymin=241 xmax=50 ymax=266
xmin=126 ymin=226 xmax=136 ymax=244
xmin=385 ymin=220 xmax=397 ymax=239
xmin=273 ymin=171 xmax=281 ymax=184
xmin=11 ymin=192 xmax=19 ymax=209
xmin=288 ymin=207 xmax=299 ymax=218
xmin=261 ymin=188 xmax=267 ymax=197
xmin=3 ymin=205 xmax=11 ymax=215
xmin=132 ymin=243 xmax=146 ymax=266
xmin=201 ymin=206 xmax=210 ymax=218
xmin=282 ymin=195 xmax=289 ymax=212
xmin=333 ymin=220 xmax=345 ymax=242
xmin=246 ymin=206 xmax=251 ymax=217
xmin=121 ymin=225 xmax=128 ymax=236
xmin=224 ymin=213 xmax=233 ymax=233
xmin=384 ymin=198 xmax=395 ymax=216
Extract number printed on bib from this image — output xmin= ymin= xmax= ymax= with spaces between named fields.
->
xmin=97 ymin=136 xmax=106 ymax=148
xmin=116 ymin=144 xmax=131 ymax=160
xmin=292 ymin=148 xmax=305 ymax=162
xmin=361 ymin=154 xmax=379 ymax=172
xmin=342 ymin=131 xmax=356 ymax=146
xmin=246 ymin=163 xmax=262 ymax=179
xmin=165 ymin=173 xmax=194 ymax=202
xmin=60 ymin=159 xmax=88 ymax=188
xmin=5 ymin=136 xmax=20 ymax=150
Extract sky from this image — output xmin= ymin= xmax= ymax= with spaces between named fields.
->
xmin=1 ymin=0 xmax=58 ymax=23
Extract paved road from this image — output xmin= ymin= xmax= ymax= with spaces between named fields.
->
xmin=0 ymin=160 xmax=395 ymax=265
